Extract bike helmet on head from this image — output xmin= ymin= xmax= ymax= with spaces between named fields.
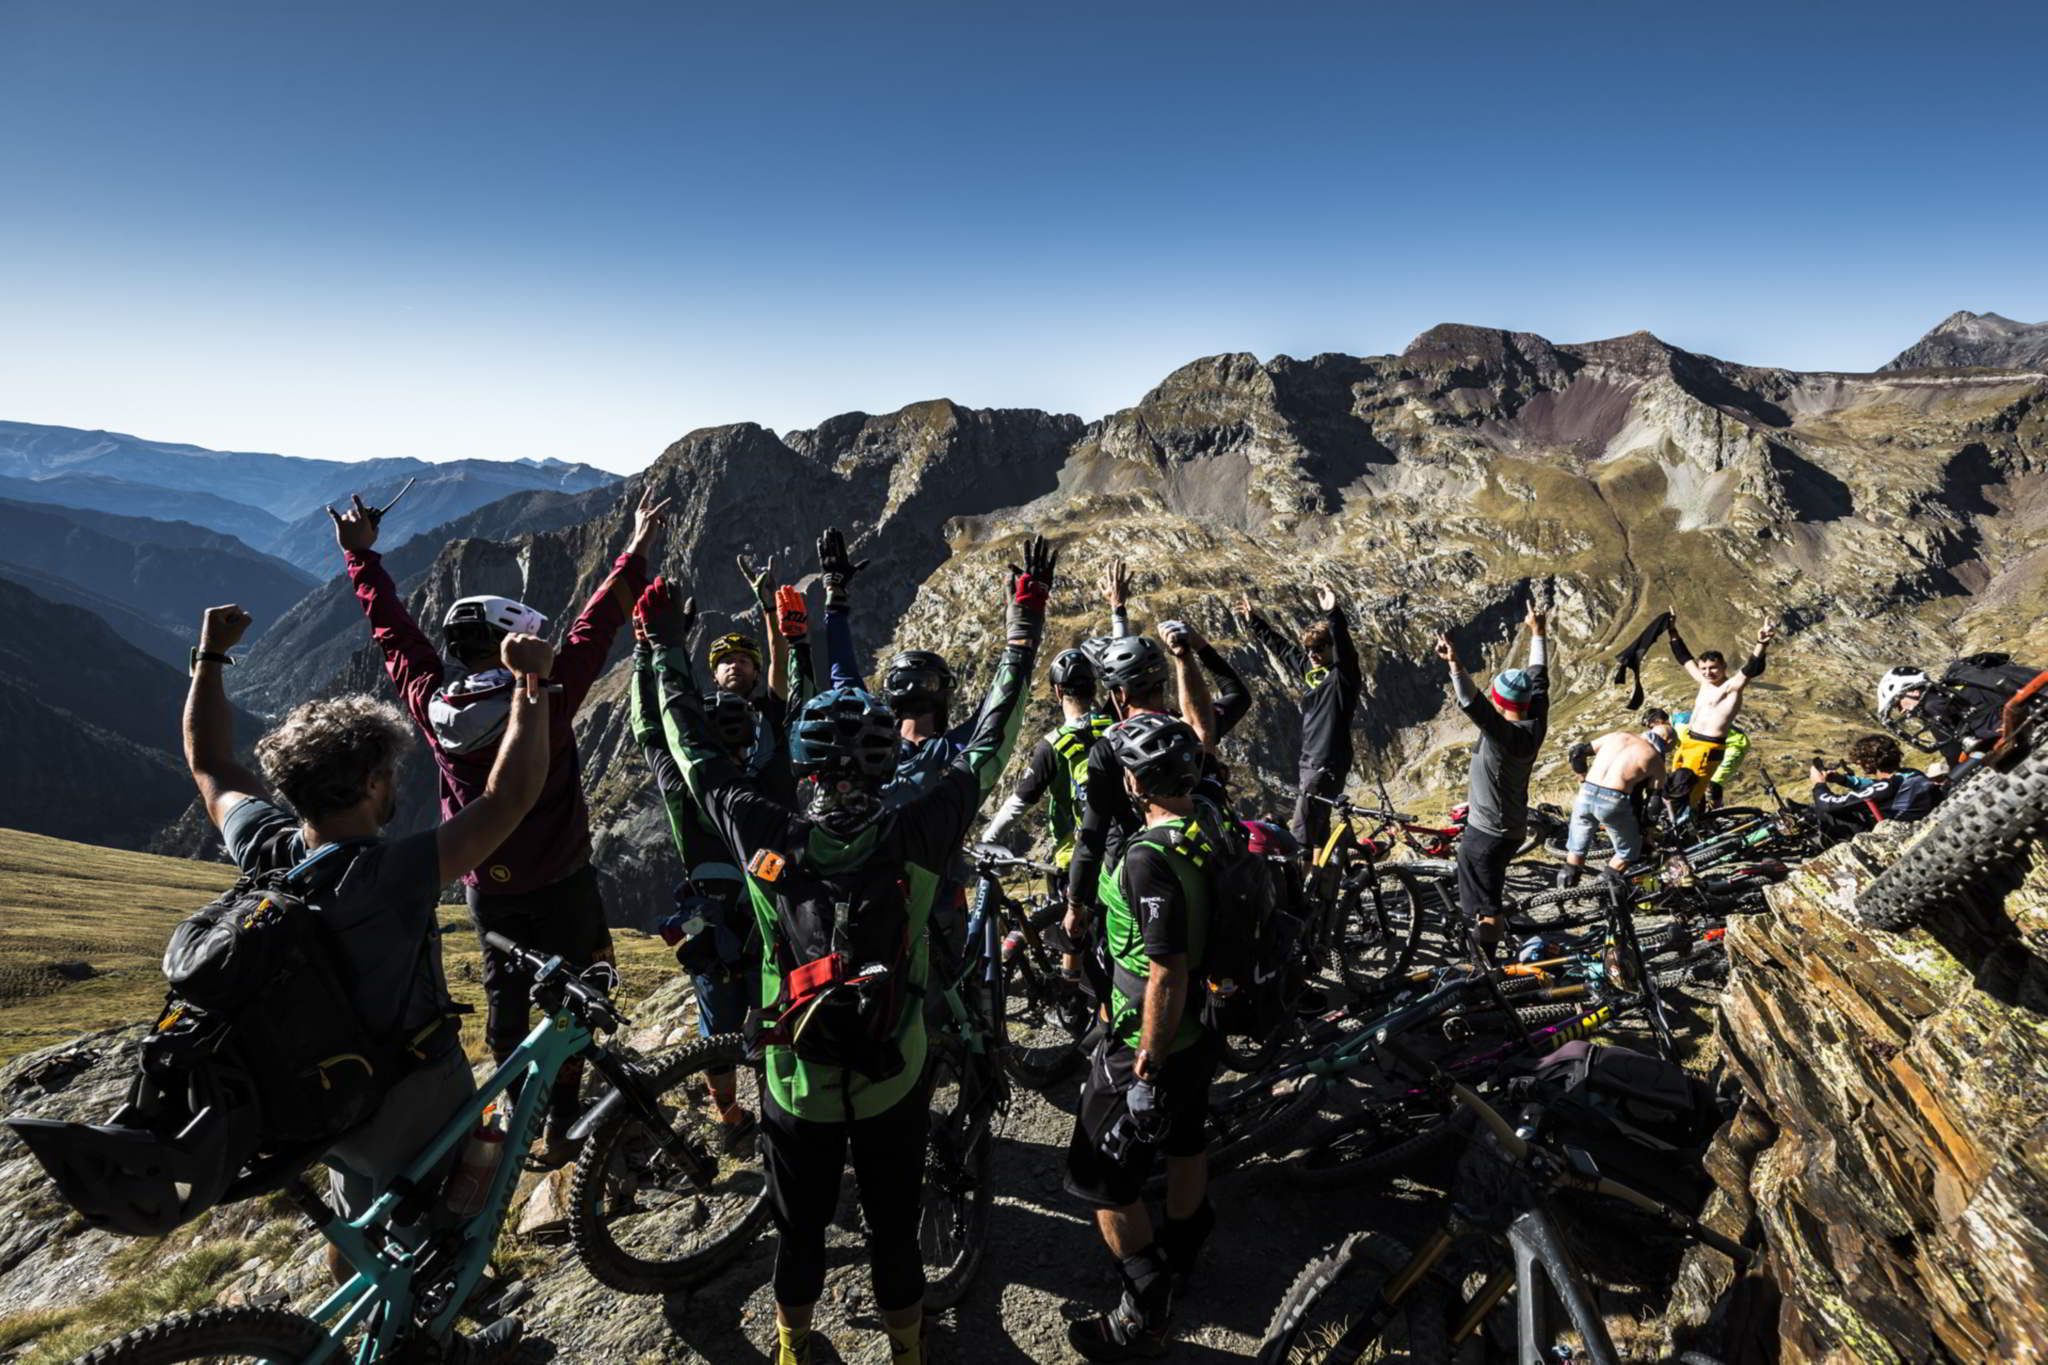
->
xmin=1876 ymin=667 xmax=1929 ymax=721
xmin=881 ymin=650 xmax=956 ymax=711
xmin=1049 ymin=648 xmax=1096 ymax=692
xmin=443 ymin=595 xmax=547 ymax=643
xmin=1106 ymin=712 xmax=1203 ymax=798
xmin=708 ymin=633 xmax=764 ymax=670
xmin=1096 ymin=635 xmax=1168 ymax=695
xmin=789 ymin=687 xmax=898 ymax=781
xmin=702 ymin=691 xmax=758 ymax=755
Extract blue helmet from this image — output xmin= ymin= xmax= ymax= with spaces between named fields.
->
xmin=789 ymin=687 xmax=898 ymax=781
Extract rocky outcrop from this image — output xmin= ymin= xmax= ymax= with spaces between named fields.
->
xmin=1665 ymin=825 xmax=2048 ymax=1363
xmin=1884 ymin=311 xmax=2048 ymax=374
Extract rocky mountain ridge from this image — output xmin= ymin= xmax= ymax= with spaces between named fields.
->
xmin=1884 ymin=310 xmax=2048 ymax=373
xmin=208 ymin=319 xmax=2048 ymax=927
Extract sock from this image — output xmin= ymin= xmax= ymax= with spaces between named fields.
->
xmin=1160 ymin=1200 xmax=1215 ymax=1277
xmin=1117 ymin=1245 xmax=1173 ymax=1331
xmin=884 ymin=1313 xmax=924 ymax=1364
xmin=775 ymin=1322 xmax=811 ymax=1365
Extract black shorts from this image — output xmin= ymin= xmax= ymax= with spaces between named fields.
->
xmin=1064 ymin=1032 xmax=1220 ymax=1209
xmin=469 ymin=864 xmax=614 ymax=1054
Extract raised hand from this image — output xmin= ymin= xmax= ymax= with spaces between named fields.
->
xmin=633 ymin=577 xmax=697 ymax=649
xmin=1162 ymin=619 xmax=1200 ymax=657
xmin=737 ymin=553 xmax=776 ymax=609
xmin=1316 ymin=585 xmax=1339 ymax=612
xmin=1527 ymin=605 xmax=1549 ymax=634
xmin=500 ymin=632 xmax=557 ymax=700
xmin=326 ymin=494 xmax=380 ymax=552
xmin=1433 ymin=632 xmax=1458 ymax=666
xmin=775 ymin=584 xmax=809 ymax=640
xmin=1104 ymin=559 xmax=1130 ymax=611
xmin=1234 ymin=590 xmax=1253 ymax=620
xmin=1011 ymin=535 xmax=1059 ymax=601
xmin=200 ymin=604 xmax=254 ymax=653
xmin=1757 ymin=621 xmax=1777 ymax=647
xmin=626 ymin=486 xmax=673 ymax=560
xmin=817 ymin=527 xmax=868 ymax=582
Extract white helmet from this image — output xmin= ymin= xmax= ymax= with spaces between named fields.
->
xmin=428 ymin=669 xmax=517 ymax=754
xmin=442 ymin=595 xmax=548 ymax=639
xmin=1876 ymin=667 xmax=1929 ymax=720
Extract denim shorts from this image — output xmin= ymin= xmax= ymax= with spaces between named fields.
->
xmin=1567 ymin=781 xmax=1644 ymax=864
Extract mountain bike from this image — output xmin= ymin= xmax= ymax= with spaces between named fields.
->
xmin=71 ymin=933 xmax=755 ymax=1363
xmin=918 ymin=869 xmax=1013 ymax=1310
xmin=965 ymin=843 xmax=1091 ymax=1089
xmin=1257 ymin=1033 xmax=1751 ymax=1365
xmin=1303 ymin=791 xmax=1428 ymax=993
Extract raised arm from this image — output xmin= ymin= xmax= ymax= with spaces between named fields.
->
xmin=332 ymin=496 xmax=444 ymax=725
xmin=1730 ymin=621 xmax=1775 ymax=694
xmin=740 ymin=554 xmax=787 ymax=700
xmin=1167 ymin=621 xmax=1219 ymax=751
xmin=1322 ymin=587 xmax=1362 ymax=685
xmin=184 ymin=606 xmax=268 ymax=831
xmin=1198 ymin=637 xmax=1251 ymax=737
xmin=817 ymin=527 xmax=867 ymax=689
xmin=552 ymin=487 xmax=666 ymax=711
xmin=1237 ymin=588 xmax=1306 ymax=677
xmin=1105 ymin=559 xmax=1133 ymax=639
xmin=1437 ymin=629 xmax=1514 ymax=743
xmin=776 ymin=585 xmax=818 ymax=709
xmin=435 ymin=634 xmax=555 ymax=883
xmin=1666 ymin=607 xmax=1707 ymax=684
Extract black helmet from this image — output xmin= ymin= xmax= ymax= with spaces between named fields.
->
xmin=703 ymin=691 xmax=758 ymax=754
xmin=6 ymin=1061 xmax=264 ymax=1237
xmin=1050 ymin=648 xmax=1097 ymax=692
xmin=882 ymin=650 xmax=957 ymax=712
xmin=1107 ymin=712 xmax=1203 ymax=798
xmin=1097 ymin=635 xmax=1168 ymax=694
xmin=790 ymin=687 xmax=899 ymax=781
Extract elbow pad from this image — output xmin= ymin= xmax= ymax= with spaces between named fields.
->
xmin=1741 ymin=651 xmax=1767 ymax=679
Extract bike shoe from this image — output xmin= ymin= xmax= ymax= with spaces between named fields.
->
xmin=772 ymin=1328 xmax=841 ymax=1364
xmin=1068 ymin=1307 xmax=1169 ymax=1361
xmin=718 ymin=1105 xmax=760 ymax=1154
xmin=454 ymin=1317 xmax=524 ymax=1363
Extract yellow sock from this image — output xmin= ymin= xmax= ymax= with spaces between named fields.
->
xmin=775 ymin=1322 xmax=810 ymax=1365
xmin=885 ymin=1315 xmax=923 ymax=1364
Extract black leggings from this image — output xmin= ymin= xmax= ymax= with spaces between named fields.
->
xmin=1455 ymin=823 xmax=1516 ymax=923
xmin=760 ymin=1077 xmax=930 ymax=1311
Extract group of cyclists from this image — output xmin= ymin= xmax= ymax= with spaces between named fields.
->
xmin=59 ymin=479 xmax=2042 ymax=1364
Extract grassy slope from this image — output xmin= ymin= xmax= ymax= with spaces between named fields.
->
xmin=0 ymin=827 xmax=679 ymax=1067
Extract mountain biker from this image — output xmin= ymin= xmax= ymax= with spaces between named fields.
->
xmin=1558 ymin=716 xmax=1672 ymax=885
xmin=1436 ymin=605 xmax=1550 ymax=949
xmin=1672 ymin=709 xmax=1748 ymax=809
xmin=1065 ymin=713 xmax=1221 ymax=1361
xmin=1665 ymin=611 xmax=1774 ymax=815
xmin=629 ymin=587 xmax=794 ymax=1151
xmin=1877 ymin=654 xmax=2044 ymax=766
xmin=1064 ymin=609 xmax=1251 ymax=958
xmin=639 ymin=539 xmax=1056 ymax=1365
xmin=182 ymin=604 xmax=552 ymax=1330
xmin=331 ymin=485 xmax=667 ymax=1164
xmin=1809 ymin=733 xmax=1941 ymax=842
xmin=1234 ymin=584 xmax=1363 ymax=851
xmin=979 ymin=645 xmax=1114 ymax=872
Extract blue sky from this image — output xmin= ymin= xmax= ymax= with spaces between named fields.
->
xmin=4 ymin=0 xmax=2044 ymax=473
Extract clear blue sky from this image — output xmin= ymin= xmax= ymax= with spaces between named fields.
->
xmin=4 ymin=0 xmax=2044 ymax=473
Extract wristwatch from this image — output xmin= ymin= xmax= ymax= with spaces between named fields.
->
xmin=189 ymin=648 xmax=235 ymax=675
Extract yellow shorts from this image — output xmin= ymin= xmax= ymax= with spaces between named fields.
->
xmin=1673 ymin=734 xmax=1727 ymax=808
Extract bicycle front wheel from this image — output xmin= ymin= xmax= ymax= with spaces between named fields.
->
xmin=921 ymin=1033 xmax=996 ymax=1310
xmin=79 ymin=1307 xmax=330 ymax=1364
xmin=1258 ymin=1231 xmax=1451 ymax=1364
xmin=569 ymin=1033 xmax=772 ymax=1294
xmin=1342 ymin=864 xmax=1424 ymax=995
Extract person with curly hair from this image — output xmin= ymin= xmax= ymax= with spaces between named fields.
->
xmin=1809 ymin=732 xmax=1941 ymax=842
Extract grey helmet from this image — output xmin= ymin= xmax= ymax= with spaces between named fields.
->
xmin=1106 ymin=712 xmax=1203 ymax=798
xmin=1096 ymin=635 xmax=1168 ymax=694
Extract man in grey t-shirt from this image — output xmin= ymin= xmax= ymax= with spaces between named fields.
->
xmin=1435 ymin=606 xmax=1550 ymax=948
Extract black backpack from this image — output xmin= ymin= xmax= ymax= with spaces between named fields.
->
xmin=1143 ymin=802 xmax=1295 ymax=1041
xmin=747 ymin=832 xmax=917 ymax=1082
xmin=1516 ymin=1040 xmax=1724 ymax=1211
xmin=145 ymin=843 xmax=436 ymax=1152
xmin=1937 ymin=653 xmax=2043 ymax=742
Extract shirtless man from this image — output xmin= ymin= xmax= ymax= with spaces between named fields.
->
xmin=1559 ymin=716 xmax=1675 ymax=884
xmin=1666 ymin=611 xmax=1775 ymax=815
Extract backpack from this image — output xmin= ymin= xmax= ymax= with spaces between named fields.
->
xmin=145 ymin=843 xmax=444 ymax=1152
xmin=747 ymin=834 xmax=917 ymax=1081
xmin=1514 ymin=1040 xmax=1724 ymax=1211
xmin=1937 ymin=653 xmax=2044 ymax=743
xmin=1143 ymin=801 xmax=1295 ymax=1041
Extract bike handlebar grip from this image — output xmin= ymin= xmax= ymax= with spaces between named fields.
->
xmin=481 ymin=932 xmax=521 ymax=959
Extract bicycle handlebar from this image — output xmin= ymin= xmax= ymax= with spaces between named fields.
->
xmin=967 ymin=842 xmax=1061 ymax=878
xmin=1371 ymin=1032 xmax=1753 ymax=1268
xmin=482 ymin=931 xmax=624 ymax=1033
xmin=1303 ymin=790 xmax=1416 ymax=823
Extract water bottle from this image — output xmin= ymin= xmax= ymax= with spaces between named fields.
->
xmin=1000 ymin=928 xmax=1025 ymax=965
xmin=442 ymin=1105 xmax=507 ymax=1218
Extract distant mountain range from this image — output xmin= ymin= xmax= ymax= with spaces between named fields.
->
xmin=1884 ymin=311 xmax=2048 ymax=372
xmin=0 ymin=422 xmax=618 ymax=571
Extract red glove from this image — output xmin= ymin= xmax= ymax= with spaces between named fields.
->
xmin=634 ymin=577 xmax=696 ymax=648
xmin=775 ymin=585 xmax=809 ymax=640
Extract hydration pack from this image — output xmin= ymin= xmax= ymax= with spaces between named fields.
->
xmin=148 ymin=844 xmax=452 ymax=1152
xmin=1514 ymin=1040 xmax=1724 ymax=1211
xmin=1935 ymin=653 xmax=2044 ymax=746
xmin=748 ymin=836 xmax=917 ymax=1081
xmin=1139 ymin=802 xmax=1294 ymax=1041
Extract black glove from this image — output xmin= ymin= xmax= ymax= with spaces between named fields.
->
xmin=1100 ymin=1076 xmax=1169 ymax=1162
xmin=817 ymin=527 xmax=868 ymax=612
xmin=1004 ymin=535 xmax=1058 ymax=644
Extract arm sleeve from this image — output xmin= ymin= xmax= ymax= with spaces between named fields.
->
xmin=1741 ymin=647 xmax=1768 ymax=679
xmin=1668 ymin=631 xmax=1694 ymax=666
xmin=1125 ymin=844 xmax=1190 ymax=960
xmin=1451 ymin=668 xmax=1478 ymax=711
xmin=345 ymin=549 xmax=446 ymax=727
xmin=632 ymin=644 xmax=706 ymax=862
xmin=553 ymin=552 xmax=651 ymax=714
xmin=1011 ymin=738 xmax=1057 ymax=806
xmin=1527 ymin=634 xmax=1547 ymax=669
xmin=1246 ymin=611 xmax=1306 ymax=677
xmin=789 ymin=635 xmax=818 ymax=709
xmin=1330 ymin=608 xmax=1361 ymax=684
xmin=1814 ymin=778 xmax=1872 ymax=812
xmin=1068 ymin=744 xmax=1118 ymax=909
xmin=1110 ymin=606 xmax=1131 ymax=638
xmin=1527 ymin=663 xmax=1550 ymax=747
xmin=981 ymin=794 xmax=1031 ymax=846
xmin=824 ymin=605 xmax=863 ymax=690
xmin=901 ymin=640 xmax=1038 ymax=869
xmin=1200 ymin=643 xmax=1252 ymax=737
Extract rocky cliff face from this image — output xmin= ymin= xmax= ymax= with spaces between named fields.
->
xmin=1659 ymin=824 xmax=2048 ymax=1364
xmin=215 ymin=322 xmax=2048 ymax=925
xmin=1884 ymin=311 xmax=2048 ymax=374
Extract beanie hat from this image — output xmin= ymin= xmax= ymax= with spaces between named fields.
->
xmin=1490 ymin=668 xmax=1534 ymax=709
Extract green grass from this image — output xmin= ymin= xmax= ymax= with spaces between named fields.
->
xmin=0 ymin=826 xmax=682 ymax=1068
xmin=0 ymin=1238 xmax=260 ymax=1363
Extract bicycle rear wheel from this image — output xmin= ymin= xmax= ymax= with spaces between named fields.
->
xmin=920 ymin=1033 xmax=996 ymax=1310
xmin=78 ymin=1307 xmax=330 ymax=1363
xmin=569 ymin=1034 xmax=772 ymax=1293
xmin=1258 ymin=1231 xmax=1451 ymax=1364
xmin=1341 ymin=864 xmax=1424 ymax=996
xmin=1001 ymin=945 xmax=1091 ymax=1090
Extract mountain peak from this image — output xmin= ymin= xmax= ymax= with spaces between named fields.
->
xmin=1882 ymin=310 xmax=2048 ymax=372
